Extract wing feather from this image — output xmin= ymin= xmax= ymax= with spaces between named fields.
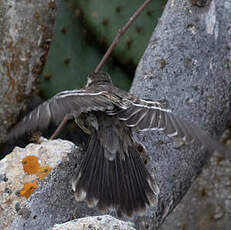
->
xmin=117 ymin=100 xmax=190 ymax=139
xmin=7 ymin=89 xmax=118 ymax=141
xmin=126 ymin=109 xmax=148 ymax=127
xmin=117 ymin=99 xmax=227 ymax=153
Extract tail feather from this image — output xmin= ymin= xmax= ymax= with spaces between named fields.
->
xmin=94 ymin=143 xmax=105 ymax=202
xmin=114 ymin=154 xmax=126 ymax=209
xmin=81 ymin=137 xmax=100 ymax=206
xmin=127 ymin=148 xmax=148 ymax=212
xmin=98 ymin=158 xmax=111 ymax=211
xmin=130 ymin=147 xmax=156 ymax=206
xmin=108 ymin=159 xmax=117 ymax=207
xmin=72 ymin=136 xmax=159 ymax=216
xmin=111 ymin=156 xmax=120 ymax=207
xmin=85 ymin=144 xmax=101 ymax=207
xmin=80 ymin=137 xmax=97 ymax=185
xmin=72 ymin=136 xmax=96 ymax=201
xmin=123 ymin=155 xmax=137 ymax=216
xmin=108 ymin=160 xmax=115 ymax=207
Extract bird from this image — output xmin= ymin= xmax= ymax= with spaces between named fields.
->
xmin=6 ymin=72 xmax=228 ymax=216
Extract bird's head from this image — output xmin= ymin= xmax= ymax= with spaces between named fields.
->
xmin=86 ymin=72 xmax=113 ymax=87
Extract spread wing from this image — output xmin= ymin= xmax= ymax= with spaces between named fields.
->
xmin=6 ymin=89 xmax=118 ymax=141
xmin=117 ymin=99 xmax=227 ymax=154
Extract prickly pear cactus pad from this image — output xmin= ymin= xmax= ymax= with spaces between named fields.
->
xmin=41 ymin=0 xmax=131 ymax=98
xmin=72 ymin=0 xmax=167 ymax=66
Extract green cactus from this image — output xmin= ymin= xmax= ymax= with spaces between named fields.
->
xmin=71 ymin=0 xmax=167 ymax=67
xmin=40 ymin=0 xmax=131 ymax=99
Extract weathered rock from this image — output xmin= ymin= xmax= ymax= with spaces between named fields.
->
xmin=0 ymin=138 xmax=74 ymax=230
xmin=9 ymin=140 xmax=113 ymax=230
xmin=131 ymin=0 xmax=231 ymax=229
xmin=52 ymin=215 xmax=136 ymax=230
xmin=0 ymin=0 xmax=57 ymax=144
xmin=159 ymin=130 xmax=231 ymax=230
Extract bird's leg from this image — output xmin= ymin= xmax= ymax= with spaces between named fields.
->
xmin=50 ymin=114 xmax=73 ymax=140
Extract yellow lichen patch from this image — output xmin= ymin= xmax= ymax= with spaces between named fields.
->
xmin=36 ymin=165 xmax=52 ymax=180
xmin=21 ymin=156 xmax=52 ymax=197
xmin=22 ymin=155 xmax=40 ymax=174
xmin=20 ymin=180 xmax=38 ymax=198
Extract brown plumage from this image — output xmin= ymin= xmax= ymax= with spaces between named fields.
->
xmin=6 ymin=72 xmax=227 ymax=216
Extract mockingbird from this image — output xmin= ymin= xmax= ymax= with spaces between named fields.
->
xmin=6 ymin=72 xmax=227 ymax=216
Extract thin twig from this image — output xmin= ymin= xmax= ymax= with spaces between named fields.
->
xmin=94 ymin=0 xmax=152 ymax=73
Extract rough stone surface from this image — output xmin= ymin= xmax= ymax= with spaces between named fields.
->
xmin=131 ymin=0 xmax=231 ymax=229
xmin=0 ymin=0 xmax=57 ymax=143
xmin=159 ymin=134 xmax=231 ymax=230
xmin=52 ymin=215 xmax=136 ymax=230
xmin=9 ymin=142 xmax=110 ymax=230
xmin=0 ymin=138 xmax=74 ymax=230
